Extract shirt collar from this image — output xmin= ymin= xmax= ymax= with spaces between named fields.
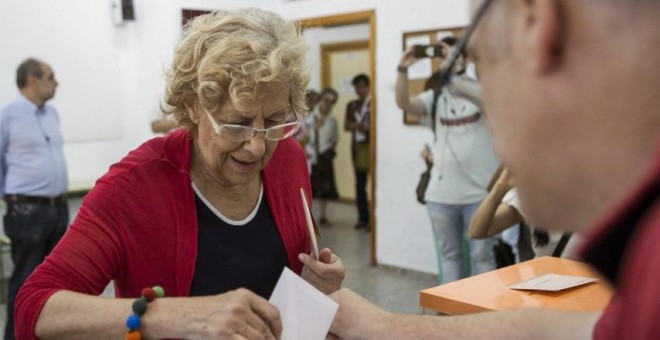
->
xmin=17 ymin=93 xmax=45 ymax=114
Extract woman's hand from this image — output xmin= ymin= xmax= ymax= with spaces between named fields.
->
xmin=495 ymin=167 xmax=515 ymax=192
xmin=168 ymin=288 xmax=282 ymax=339
xmin=298 ymin=248 xmax=345 ymax=294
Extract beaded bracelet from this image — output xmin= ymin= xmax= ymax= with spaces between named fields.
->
xmin=125 ymin=285 xmax=165 ymax=340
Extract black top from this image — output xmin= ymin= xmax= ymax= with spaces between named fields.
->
xmin=189 ymin=189 xmax=289 ymax=298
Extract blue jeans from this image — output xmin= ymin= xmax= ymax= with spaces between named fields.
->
xmin=4 ymin=200 xmax=69 ymax=340
xmin=426 ymin=202 xmax=496 ymax=283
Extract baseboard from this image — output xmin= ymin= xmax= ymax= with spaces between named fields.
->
xmin=67 ymin=180 xmax=95 ymax=198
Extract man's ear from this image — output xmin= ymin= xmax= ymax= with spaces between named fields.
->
xmin=521 ymin=0 xmax=564 ymax=73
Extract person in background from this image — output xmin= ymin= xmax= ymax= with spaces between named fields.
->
xmin=344 ymin=74 xmax=371 ymax=231
xmin=469 ymin=167 xmax=578 ymax=262
xmin=396 ymin=36 xmax=499 ymax=284
xmin=307 ymin=87 xmax=340 ymax=226
xmin=15 ymin=9 xmax=344 ymax=339
xmin=328 ymin=0 xmax=660 ymax=338
xmin=0 ymin=58 xmax=69 ymax=340
xmin=294 ymin=89 xmax=320 ymax=148
xmin=306 ymin=89 xmax=320 ymax=110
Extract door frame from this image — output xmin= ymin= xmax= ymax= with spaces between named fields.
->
xmin=296 ymin=11 xmax=377 ymax=265
xmin=321 ymin=40 xmax=369 ymax=202
xmin=321 ymin=40 xmax=369 ymax=92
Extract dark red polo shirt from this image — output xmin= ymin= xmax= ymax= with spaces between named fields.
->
xmin=580 ymin=151 xmax=660 ymax=339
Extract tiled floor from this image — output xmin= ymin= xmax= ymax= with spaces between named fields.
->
xmin=0 ymin=197 xmax=438 ymax=334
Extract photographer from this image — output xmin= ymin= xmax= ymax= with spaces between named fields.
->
xmin=395 ymin=36 xmax=499 ymax=283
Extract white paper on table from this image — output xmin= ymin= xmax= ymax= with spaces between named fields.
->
xmin=508 ymin=273 xmax=598 ymax=292
xmin=269 ymin=267 xmax=339 ymax=340
xmin=404 ymin=36 xmax=433 ymax=79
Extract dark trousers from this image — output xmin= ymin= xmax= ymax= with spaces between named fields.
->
xmin=4 ymin=200 xmax=68 ymax=340
xmin=355 ymin=170 xmax=369 ymax=224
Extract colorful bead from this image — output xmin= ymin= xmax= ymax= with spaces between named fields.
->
xmin=152 ymin=286 xmax=164 ymax=298
xmin=126 ymin=285 xmax=164 ymax=339
xmin=141 ymin=287 xmax=155 ymax=302
xmin=125 ymin=330 xmax=141 ymax=340
xmin=132 ymin=297 xmax=148 ymax=316
xmin=126 ymin=314 xmax=141 ymax=331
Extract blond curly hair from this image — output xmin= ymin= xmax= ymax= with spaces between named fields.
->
xmin=162 ymin=8 xmax=310 ymax=129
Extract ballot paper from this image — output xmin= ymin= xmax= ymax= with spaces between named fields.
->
xmin=508 ymin=273 xmax=598 ymax=292
xmin=269 ymin=267 xmax=339 ymax=340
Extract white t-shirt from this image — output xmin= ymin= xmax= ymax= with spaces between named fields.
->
xmin=502 ymin=188 xmax=581 ymax=258
xmin=419 ymin=88 xmax=499 ymax=204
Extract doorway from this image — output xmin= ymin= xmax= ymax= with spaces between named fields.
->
xmin=297 ymin=11 xmax=377 ymax=265
xmin=320 ymin=40 xmax=370 ymax=203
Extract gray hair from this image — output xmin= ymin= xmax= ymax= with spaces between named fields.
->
xmin=16 ymin=58 xmax=44 ymax=89
xmin=162 ymin=8 xmax=310 ymax=130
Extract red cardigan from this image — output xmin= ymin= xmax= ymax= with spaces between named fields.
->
xmin=15 ymin=129 xmax=312 ymax=339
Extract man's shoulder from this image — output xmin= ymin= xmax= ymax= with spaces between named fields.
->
xmin=0 ymin=98 xmax=25 ymax=116
xmin=418 ymin=88 xmax=435 ymax=100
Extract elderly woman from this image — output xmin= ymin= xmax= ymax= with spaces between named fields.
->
xmin=15 ymin=8 xmax=344 ymax=340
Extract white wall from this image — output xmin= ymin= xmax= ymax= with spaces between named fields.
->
xmin=0 ymin=0 xmax=268 ymax=189
xmin=0 ymin=1 xmax=128 ymax=188
xmin=0 ymin=0 xmax=470 ymax=275
xmin=303 ymin=24 xmax=370 ymax=91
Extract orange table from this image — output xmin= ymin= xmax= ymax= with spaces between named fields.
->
xmin=420 ymin=256 xmax=613 ymax=315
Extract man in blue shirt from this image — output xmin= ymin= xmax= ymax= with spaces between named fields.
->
xmin=0 ymin=58 xmax=68 ymax=340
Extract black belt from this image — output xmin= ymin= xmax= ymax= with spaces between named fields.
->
xmin=5 ymin=194 xmax=66 ymax=206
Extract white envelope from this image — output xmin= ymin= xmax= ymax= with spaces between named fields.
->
xmin=508 ymin=273 xmax=598 ymax=292
xmin=269 ymin=267 xmax=339 ymax=340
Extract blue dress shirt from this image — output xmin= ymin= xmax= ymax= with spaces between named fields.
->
xmin=0 ymin=95 xmax=68 ymax=197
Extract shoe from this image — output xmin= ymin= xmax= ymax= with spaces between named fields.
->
xmin=320 ymin=217 xmax=330 ymax=226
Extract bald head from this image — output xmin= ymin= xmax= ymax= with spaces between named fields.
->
xmin=16 ymin=58 xmax=44 ymax=89
xmin=16 ymin=58 xmax=58 ymax=106
xmin=469 ymin=0 xmax=660 ymax=232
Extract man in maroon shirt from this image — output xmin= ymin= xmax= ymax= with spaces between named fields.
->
xmin=328 ymin=0 xmax=660 ymax=338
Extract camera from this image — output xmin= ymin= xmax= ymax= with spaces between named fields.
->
xmin=413 ymin=44 xmax=445 ymax=58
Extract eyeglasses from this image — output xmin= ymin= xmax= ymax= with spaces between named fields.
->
xmin=203 ymin=109 xmax=300 ymax=142
xmin=439 ymin=0 xmax=495 ymax=107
